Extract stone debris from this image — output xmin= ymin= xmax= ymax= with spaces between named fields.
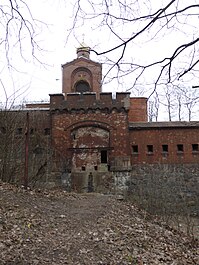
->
xmin=0 ymin=181 xmax=198 ymax=264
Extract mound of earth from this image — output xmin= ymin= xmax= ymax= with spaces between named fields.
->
xmin=0 ymin=181 xmax=198 ymax=264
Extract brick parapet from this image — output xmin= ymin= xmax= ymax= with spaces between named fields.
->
xmin=50 ymin=92 xmax=131 ymax=112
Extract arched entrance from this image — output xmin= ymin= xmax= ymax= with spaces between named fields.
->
xmin=71 ymin=125 xmax=110 ymax=172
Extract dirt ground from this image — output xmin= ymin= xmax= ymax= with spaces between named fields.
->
xmin=0 ymin=181 xmax=198 ymax=265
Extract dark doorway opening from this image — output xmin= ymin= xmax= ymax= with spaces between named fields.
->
xmin=101 ymin=150 xmax=107 ymax=163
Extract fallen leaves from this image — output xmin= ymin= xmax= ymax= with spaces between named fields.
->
xmin=0 ymin=181 xmax=198 ymax=264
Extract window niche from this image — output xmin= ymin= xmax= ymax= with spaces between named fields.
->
xmin=162 ymin=144 xmax=168 ymax=153
xmin=101 ymin=150 xmax=107 ymax=163
xmin=132 ymin=145 xmax=138 ymax=155
xmin=192 ymin=144 xmax=199 ymax=153
xmin=147 ymin=145 xmax=153 ymax=154
xmin=177 ymin=144 xmax=184 ymax=153
xmin=162 ymin=144 xmax=169 ymax=158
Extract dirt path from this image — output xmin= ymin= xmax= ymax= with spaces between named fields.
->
xmin=0 ymin=182 xmax=198 ymax=264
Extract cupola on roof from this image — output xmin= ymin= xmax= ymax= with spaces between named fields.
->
xmin=76 ymin=42 xmax=90 ymax=59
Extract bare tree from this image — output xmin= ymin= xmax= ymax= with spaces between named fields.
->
xmin=148 ymin=92 xmax=159 ymax=121
xmin=162 ymin=84 xmax=176 ymax=121
xmin=174 ymin=85 xmax=184 ymax=121
xmin=154 ymin=83 xmax=199 ymax=121
xmin=0 ymin=0 xmax=43 ymax=65
xmin=0 ymin=109 xmax=24 ymax=183
xmin=182 ymin=87 xmax=199 ymax=121
xmin=69 ymin=0 xmax=199 ymax=95
xmin=0 ymin=1 xmax=48 ymax=111
xmin=0 ymin=106 xmax=52 ymax=187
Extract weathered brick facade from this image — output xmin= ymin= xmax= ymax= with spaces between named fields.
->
xmin=130 ymin=122 xmax=199 ymax=164
xmin=50 ymin=93 xmax=132 ymax=171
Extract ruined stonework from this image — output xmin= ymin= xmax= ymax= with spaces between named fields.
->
xmin=0 ymin=44 xmax=198 ymax=197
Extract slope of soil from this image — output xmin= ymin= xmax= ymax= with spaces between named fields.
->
xmin=0 ymin=181 xmax=198 ymax=265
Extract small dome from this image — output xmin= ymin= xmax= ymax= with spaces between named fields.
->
xmin=77 ymin=43 xmax=90 ymax=59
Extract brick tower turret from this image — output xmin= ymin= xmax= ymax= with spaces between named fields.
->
xmin=62 ymin=44 xmax=102 ymax=98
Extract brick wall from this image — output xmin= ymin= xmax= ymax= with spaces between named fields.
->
xmin=130 ymin=125 xmax=199 ymax=164
xmin=51 ymin=108 xmax=131 ymax=172
xmin=128 ymin=97 xmax=148 ymax=122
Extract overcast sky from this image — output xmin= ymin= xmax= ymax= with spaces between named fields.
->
xmin=0 ymin=0 xmax=198 ymax=120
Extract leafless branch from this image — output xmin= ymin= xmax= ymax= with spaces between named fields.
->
xmin=68 ymin=0 xmax=199 ymax=95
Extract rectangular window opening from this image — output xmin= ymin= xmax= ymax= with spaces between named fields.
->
xmin=101 ymin=150 xmax=107 ymax=163
xmin=82 ymin=166 xmax=86 ymax=171
xmin=132 ymin=145 xmax=138 ymax=153
xmin=192 ymin=144 xmax=199 ymax=152
xmin=147 ymin=145 xmax=153 ymax=153
xmin=162 ymin=145 xmax=168 ymax=153
xmin=177 ymin=144 xmax=184 ymax=152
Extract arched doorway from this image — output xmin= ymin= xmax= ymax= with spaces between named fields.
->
xmin=71 ymin=125 xmax=110 ymax=172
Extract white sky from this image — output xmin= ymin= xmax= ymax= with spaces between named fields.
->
xmin=0 ymin=0 xmax=199 ymax=120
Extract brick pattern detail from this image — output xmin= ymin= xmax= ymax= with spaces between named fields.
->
xmin=51 ymin=110 xmax=131 ymax=171
xmin=50 ymin=92 xmax=131 ymax=111
xmin=128 ymin=98 xmax=148 ymax=122
xmin=62 ymin=58 xmax=102 ymax=97
xmin=130 ymin=127 xmax=199 ymax=164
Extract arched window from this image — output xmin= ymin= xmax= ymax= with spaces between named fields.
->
xmin=75 ymin=80 xmax=90 ymax=93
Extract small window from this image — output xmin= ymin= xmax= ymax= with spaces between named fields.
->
xmin=82 ymin=166 xmax=86 ymax=171
xmin=94 ymin=166 xmax=98 ymax=171
xmin=16 ymin=128 xmax=23 ymax=135
xmin=44 ymin=128 xmax=50 ymax=136
xmin=162 ymin=145 xmax=168 ymax=153
xmin=147 ymin=145 xmax=153 ymax=153
xmin=101 ymin=150 xmax=107 ymax=163
xmin=177 ymin=144 xmax=184 ymax=152
xmin=132 ymin=145 xmax=138 ymax=153
xmin=192 ymin=144 xmax=199 ymax=152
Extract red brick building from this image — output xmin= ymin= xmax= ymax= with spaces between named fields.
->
xmin=46 ymin=45 xmax=199 ymax=191
xmin=2 ymin=44 xmax=198 ymax=193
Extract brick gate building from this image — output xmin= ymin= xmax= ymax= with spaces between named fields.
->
xmin=1 ymin=44 xmax=199 ymax=194
xmin=47 ymin=44 xmax=199 ymax=192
